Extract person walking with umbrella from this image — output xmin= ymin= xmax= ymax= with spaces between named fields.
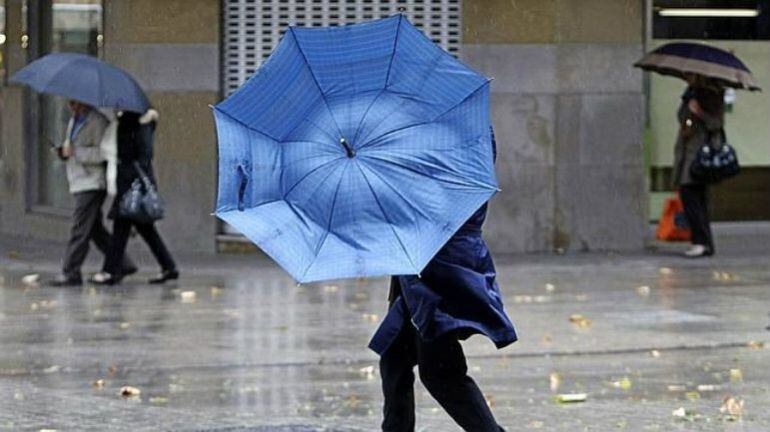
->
xmin=369 ymin=129 xmax=514 ymax=432
xmin=635 ymin=43 xmax=761 ymax=257
xmin=11 ymin=53 xmax=151 ymax=284
xmin=672 ymin=73 xmax=724 ymax=257
xmin=212 ymin=16 xmax=516 ymax=430
xmin=47 ymin=100 xmax=136 ymax=286
xmin=91 ymin=108 xmax=179 ymax=285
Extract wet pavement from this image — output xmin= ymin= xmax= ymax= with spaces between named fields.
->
xmin=1 ymin=232 xmax=769 ymax=431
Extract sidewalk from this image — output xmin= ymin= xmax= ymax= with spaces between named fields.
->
xmin=1 ymin=228 xmax=769 ymax=431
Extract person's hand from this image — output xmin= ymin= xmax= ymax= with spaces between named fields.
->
xmin=60 ymin=146 xmax=72 ymax=159
xmin=687 ymin=99 xmax=703 ymax=118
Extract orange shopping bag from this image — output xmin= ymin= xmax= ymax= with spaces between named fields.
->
xmin=656 ymin=194 xmax=691 ymax=242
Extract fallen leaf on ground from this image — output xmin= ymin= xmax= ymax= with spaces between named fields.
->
xmin=730 ymin=368 xmax=743 ymax=382
xmin=149 ymin=396 xmax=169 ymax=404
xmin=696 ymin=384 xmax=719 ymax=392
xmin=549 ymin=372 xmax=561 ymax=392
xmin=361 ymin=313 xmax=379 ymax=322
xmin=672 ymin=407 xmax=700 ymax=422
xmin=659 ymin=267 xmax=673 ymax=275
xmin=611 ymin=377 xmax=633 ymax=390
xmin=180 ymin=291 xmax=197 ymax=303
xmin=118 ymin=322 xmax=131 ymax=330
xmin=21 ymin=274 xmax=40 ymax=286
xmin=720 ymin=396 xmax=744 ymax=418
xmin=636 ymin=285 xmax=650 ymax=297
xmin=359 ymin=365 xmax=376 ymax=380
xmin=93 ymin=379 xmax=105 ymax=389
xmin=29 ymin=302 xmax=39 ymax=311
xmin=545 ymin=283 xmax=556 ymax=292
xmin=667 ymin=384 xmax=686 ymax=392
xmin=210 ymin=286 xmax=223 ymax=297
xmin=43 ymin=365 xmax=61 ymax=374
xmin=120 ymin=386 xmax=141 ymax=397
xmin=650 ymin=350 xmax=661 ymax=358
xmin=555 ymin=393 xmax=587 ymax=403
xmin=685 ymin=391 xmax=700 ymax=400
xmin=569 ymin=314 xmax=592 ymax=328
xmin=747 ymin=340 xmax=765 ymax=349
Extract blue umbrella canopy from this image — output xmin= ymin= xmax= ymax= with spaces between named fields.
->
xmin=635 ymin=42 xmax=761 ymax=91
xmin=214 ymin=15 xmax=497 ymax=283
xmin=11 ymin=53 xmax=150 ymax=112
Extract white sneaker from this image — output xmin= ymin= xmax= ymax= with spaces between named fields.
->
xmin=684 ymin=245 xmax=708 ymax=257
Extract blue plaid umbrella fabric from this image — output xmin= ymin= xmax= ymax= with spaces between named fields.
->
xmin=214 ymin=15 xmax=497 ymax=283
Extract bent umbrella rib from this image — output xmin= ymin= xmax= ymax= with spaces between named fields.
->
xmin=299 ymin=163 xmax=350 ymax=281
xmin=288 ymin=28 xmax=344 ymax=139
xmin=354 ymin=162 xmax=419 ymax=275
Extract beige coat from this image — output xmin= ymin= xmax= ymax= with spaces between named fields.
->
xmin=62 ymin=110 xmax=109 ymax=194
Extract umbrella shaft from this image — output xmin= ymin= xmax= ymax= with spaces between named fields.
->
xmin=340 ymin=138 xmax=356 ymax=158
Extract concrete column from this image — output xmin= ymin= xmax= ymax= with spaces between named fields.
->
xmin=103 ymin=0 xmax=220 ymax=253
xmin=462 ymin=0 xmax=647 ymax=253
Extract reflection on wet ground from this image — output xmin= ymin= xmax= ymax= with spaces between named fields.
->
xmin=1 ymin=248 xmax=769 ymax=431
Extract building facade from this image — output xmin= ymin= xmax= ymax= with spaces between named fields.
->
xmin=1 ymin=0 xmax=651 ymax=255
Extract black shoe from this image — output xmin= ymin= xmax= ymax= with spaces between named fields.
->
xmin=148 ymin=269 xmax=179 ymax=285
xmin=48 ymin=276 xmax=83 ymax=287
xmin=89 ymin=272 xmax=122 ymax=286
xmin=121 ymin=265 xmax=139 ymax=277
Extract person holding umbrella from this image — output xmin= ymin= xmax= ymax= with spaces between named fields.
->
xmin=11 ymin=53 xmax=156 ymax=283
xmin=672 ymin=73 xmax=724 ymax=257
xmin=369 ymin=128 xmax=514 ymax=432
xmin=48 ymin=100 xmax=136 ymax=286
xmin=635 ymin=42 xmax=761 ymax=257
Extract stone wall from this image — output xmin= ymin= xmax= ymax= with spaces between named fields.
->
xmin=462 ymin=0 xmax=648 ymax=252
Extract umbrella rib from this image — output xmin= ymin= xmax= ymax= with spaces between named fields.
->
xmin=351 ymin=89 xmax=386 ymax=146
xmin=383 ymin=14 xmax=403 ymax=88
xmin=283 ymin=156 xmax=345 ymax=199
xmin=288 ymin=28 xmax=345 ymax=139
xmin=363 ymin=153 xmax=497 ymax=191
xmin=356 ymin=50 xmax=446 ymax=146
xmin=354 ymin=162 xmax=420 ymax=274
xmin=213 ymin=106 xmax=282 ymax=143
xmin=358 ymin=81 xmax=491 ymax=151
xmin=299 ymin=163 xmax=350 ymax=281
xmin=363 ymin=132 xmax=488 ymax=154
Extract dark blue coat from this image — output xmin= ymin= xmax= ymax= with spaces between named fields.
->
xmin=368 ymin=201 xmax=518 ymax=355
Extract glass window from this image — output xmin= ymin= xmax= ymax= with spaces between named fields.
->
xmin=33 ymin=0 xmax=102 ymax=208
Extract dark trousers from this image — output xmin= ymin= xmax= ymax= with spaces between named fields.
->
xmin=379 ymin=317 xmax=503 ymax=432
xmin=680 ymin=184 xmax=714 ymax=252
xmin=103 ymin=217 xmax=176 ymax=277
xmin=62 ymin=190 xmax=133 ymax=279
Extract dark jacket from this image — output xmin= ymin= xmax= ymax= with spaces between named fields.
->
xmin=109 ymin=109 xmax=158 ymax=219
xmin=673 ymin=85 xmax=724 ymax=186
xmin=368 ymin=131 xmax=517 ymax=355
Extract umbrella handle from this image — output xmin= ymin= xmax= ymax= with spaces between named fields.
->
xmin=340 ymin=138 xmax=356 ymax=158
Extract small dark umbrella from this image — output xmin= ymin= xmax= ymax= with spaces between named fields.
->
xmin=635 ymin=42 xmax=761 ymax=91
xmin=11 ymin=53 xmax=150 ymax=112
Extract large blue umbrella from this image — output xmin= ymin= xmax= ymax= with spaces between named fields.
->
xmin=11 ymin=53 xmax=150 ymax=112
xmin=214 ymin=15 xmax=497 ymax=283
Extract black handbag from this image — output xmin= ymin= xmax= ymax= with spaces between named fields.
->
xmin=689 ymin=129 xmax=740 ymax=184
xmin=118 ymin=162 xmax=165 ymax=223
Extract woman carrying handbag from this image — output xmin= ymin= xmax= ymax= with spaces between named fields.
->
xmin=672 ymin=73 xmax=725 ymax=258
xmin=91 ymin=109 xmax=179 ymax=285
